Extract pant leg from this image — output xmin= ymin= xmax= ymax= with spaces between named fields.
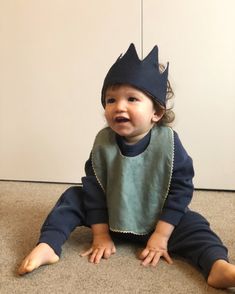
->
xmin=39 ymin=186 xmax=88 ymax=256
xmin=110 ymin=211 xmax=228 ymax=278
xmin=168 ymin=210 xmax=229 ymax=278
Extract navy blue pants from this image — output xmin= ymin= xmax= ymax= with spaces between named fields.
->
xmin=39 ymin=186 xmax=228 ymax=278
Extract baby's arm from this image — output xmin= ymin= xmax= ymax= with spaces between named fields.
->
xmin=139 ymin=220 xmax=174 ymax=267
xmin=80 ymin=223 xmax=116 ymax=264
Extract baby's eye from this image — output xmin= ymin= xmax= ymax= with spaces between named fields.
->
xmin=128 ymin=97 xmax=138 ymax=102
xmin=106 ymin=97 xmax=115 ymax=104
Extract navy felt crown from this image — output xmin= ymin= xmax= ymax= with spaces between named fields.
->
xmin=101 ymin=43 xmax=169 ymax=107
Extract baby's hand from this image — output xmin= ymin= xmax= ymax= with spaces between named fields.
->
xmin=139 ymin=231 xmax=173 ymax=267
xmin=80 ymin=232 xmax=116 ymax=264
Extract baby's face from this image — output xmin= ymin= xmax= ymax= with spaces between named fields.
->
xmin=104 ymin=84 xmax=163 ymax=144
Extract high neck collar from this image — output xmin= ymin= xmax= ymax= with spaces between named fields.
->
xmin=116 ymin=130 xmax=151 ymax=157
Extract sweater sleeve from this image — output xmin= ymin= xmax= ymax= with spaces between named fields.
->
xmin=159 ymin=131 xmax=194 ymax=226
xmin=82 ymin=153 xmax=109 ymax=226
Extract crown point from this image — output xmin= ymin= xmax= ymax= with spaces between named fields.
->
xmin=123 ymin=43 xmax=140 ymax=62
xmin=143 ymin=45 xmax=159 ymax=68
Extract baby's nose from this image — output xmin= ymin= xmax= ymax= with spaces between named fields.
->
xmin=115 ymin=99 xmax=127 ymax=111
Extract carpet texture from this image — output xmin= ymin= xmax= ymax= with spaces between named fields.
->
xmin=0 ymin=181 xmax=235 ymax=294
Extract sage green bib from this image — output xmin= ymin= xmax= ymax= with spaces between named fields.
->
xmin=91 ymin=126 xmax=174 ymax=234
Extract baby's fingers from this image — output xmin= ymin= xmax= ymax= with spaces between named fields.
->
xmin=80 ymin=248 xmax=93 ymax=257
xmin=151 ymin=251 xmax=173 ymax=267
xmin=162 ymin=251 xmax=173 ymax=264
xmin=141 ymin=251 xmax=156 ymax=266
xmin=90 ymin=248 xmax=105 ymax=264
xmin=139 ymin=248 xmax=150 ymax=260
xmin=103 ymin=246 xmax=116 ymax=259
xmin=80 ymin=247 xmax=106 ymax=264
xmin=150 ymin=252 xmax=161 ymax=267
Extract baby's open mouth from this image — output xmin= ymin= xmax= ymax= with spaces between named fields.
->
xmin=115 ymin=117 xmax=130 ymax=123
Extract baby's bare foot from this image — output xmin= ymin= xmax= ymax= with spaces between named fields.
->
xmin=18 ymin=243 xmax=59 ymax=275
xmin=207 ymin=260 xmax=235 ymax=289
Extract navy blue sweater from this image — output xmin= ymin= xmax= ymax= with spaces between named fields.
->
xmin=82 ymin=130 xmax=194 ymax=228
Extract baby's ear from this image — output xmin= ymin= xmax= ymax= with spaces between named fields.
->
xmin=152 ymin=110 xmax=165 ymax=123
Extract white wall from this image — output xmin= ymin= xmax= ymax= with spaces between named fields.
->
xmin=0 ymin=0 xmax=234 ymax=189
xmin=144 ymin=0 xmax=235 ymax=189
xmin=0 ymin=0 xmax=140 ymax=182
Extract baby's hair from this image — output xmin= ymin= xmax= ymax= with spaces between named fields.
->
xmin=149 ymin=64 xmax=175 ymax=126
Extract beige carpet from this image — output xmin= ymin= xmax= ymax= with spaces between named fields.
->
xmin=1 ymin=181 xmax=235 ymax=294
